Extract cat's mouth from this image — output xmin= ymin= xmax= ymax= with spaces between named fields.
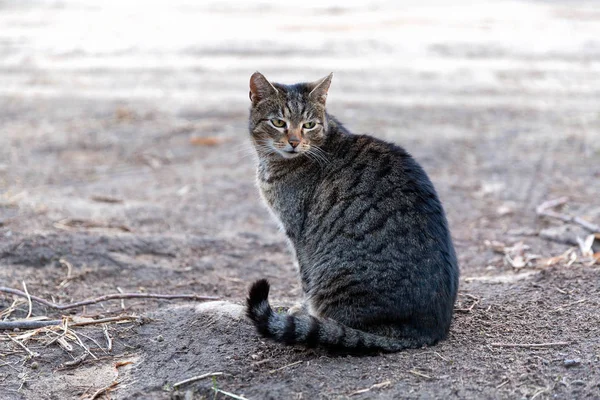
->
xmin=278 ymin=148 xmax=302 ymax=158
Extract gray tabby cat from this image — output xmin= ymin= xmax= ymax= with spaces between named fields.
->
xmin=246 ymin=72 xmax=459 ymax=353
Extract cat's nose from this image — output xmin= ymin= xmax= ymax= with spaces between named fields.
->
xmin=289 ymin=138 xmax=300 ymax=148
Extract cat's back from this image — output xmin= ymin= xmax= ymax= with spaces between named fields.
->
xmin=317 ymin=126 xmax=443 ymax=221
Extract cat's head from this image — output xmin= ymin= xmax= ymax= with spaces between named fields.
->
xmin=248 ymin=72 xmax=333 ymax=159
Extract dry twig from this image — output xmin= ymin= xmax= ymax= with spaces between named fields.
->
xmin=0 ymin=286 xmax=219 ymax=311
xmin=269 ymin=360 xmax=303 ymax=374
xmin=536 ymin=197 xmax=600 ymax=233
xmin=455 ymin=297 xmax=480 ymax=313
xmin=409 ymin=369 xmax=432 ymax=379
xmin=212 ymin=388 xmax=249 ymax=400
xmin=61 ymin=353 xmax=88 ymax=368
xmin=349 ymin=380 xmax=392 ymax=396
xmin=0 ymin=320 xmax=62 ymax=330
xmin=5 ymin=333 xmax=36 ymax=357
xmin=70 ymin=315 xmax=139 ymax=327
xmin=173 ymin=372 xmax=224 ymax=388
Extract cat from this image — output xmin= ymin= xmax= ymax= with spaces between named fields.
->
xmin=245 ymin=72 xmax=459 ymax=353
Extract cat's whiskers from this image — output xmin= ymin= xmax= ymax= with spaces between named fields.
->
xmin=224 ymin=142 xmax=260 ymax=162
xmin=305 ymin=146 xmax=330 ymax=167
xmin=309 ymin=144 xmax=330 ymax=161
xmin=304 ymin=150 xmax=326 ymax=168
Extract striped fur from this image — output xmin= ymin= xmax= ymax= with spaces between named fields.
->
xmin=247 ymin=279 xmax=421 ymax=353
xmin=246 ymin=73 xmax=459 ymax=353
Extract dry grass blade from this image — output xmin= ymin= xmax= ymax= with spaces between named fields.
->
xmin=103 ymin=325 xmax=112 ymax=352
xmin=455 ymin=294 xmax=480 ymax=313
xmin=490 ymin=342 xmax=569 ymax=348
xmin=5 ymin=333 xmax=36 ymax=357
xmin=22 ymin=281 xmax=32 ymax=319
xmin=212 ymin=388 xmax=250 ymax=400
xmin=0 ymin=298 xmax=26 ymax=320
xmin=173 ymin=372 xmax=224 ymax=388
xmin=57 ymin=258 xmax=74 ymax=289
xmin=349 ymin=380 xmax=392 ymax=396
xmin=268 ymin=360 xmax=303 ymax=374
xmin=409 ymin=369 xmax=432 ymax=379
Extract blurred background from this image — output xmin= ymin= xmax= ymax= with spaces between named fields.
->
xmin=1 ymin=0 xmax=599 ymax=278
xmin=1 ymin=1 xmax=600 ymax=398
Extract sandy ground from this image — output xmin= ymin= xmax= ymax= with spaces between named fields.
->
xmin=1 ymin=1 xmax=600 ymax=399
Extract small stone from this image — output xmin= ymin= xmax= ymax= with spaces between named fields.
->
xmin=157 ymin=335 xmax=164 ymax=342
xmin=564 ymin=358 xmax=581 ymax=368
xmin=30 ymin=361 xmax=39 ymax=370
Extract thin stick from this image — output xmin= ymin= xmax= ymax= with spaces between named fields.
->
xmin=536 ymin=197 xmax=600 ymax=233
xmin=22 ymin=281 xmax=32 ymax=319
xmin=0 ymin=315 xmax=137 ymax=331
xmin=212 ymin=388 xmax=249 ymax=400
xmin=490 ymin=342 xmax=569 ymax=348
xmin=269 ymin=360 xmax=303 ymax=374
xmin=0 ymin=287 xmax=219 ymax=311
xmin=0 ymin=320 xmax=62 ymax=330
xmin=61 ymin=353 xmax=88 ymax=368
xmin=71 ymin=330 xmax=98 ymax=360
xmin=70 ymin=315 xmax=138 ymax=327
xmin=349 ymin=381 xmax=392 ymax=396
xmin=5 ymin=333 xmax=35 ymax=357
xmin=415 ymin=351 xmax=450 ymax=362
xmin=76 ymin=331 xmax=108 ymax=355
xmin=88 ymin=380 xmax=119 ymax=400
xmin=496 ymin=380 xmax=509 ymax=389
xmin=173 ymin=372 xmax=224 ymax=388
xmin=455 ymin=299 xmax=479 ymax=313
xmin=409 ymin=369 xmax=432 ymax=379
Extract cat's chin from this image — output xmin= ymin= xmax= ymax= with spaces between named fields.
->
xmin=276 ymin=150 xmax=302 ymax=159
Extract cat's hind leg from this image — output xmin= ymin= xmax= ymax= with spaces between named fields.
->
xmin=287 ymin=301 xmax=309 ymax=316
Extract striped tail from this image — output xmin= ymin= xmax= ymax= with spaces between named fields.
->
xmin=246 ymin=279 xmax=419 ymax=354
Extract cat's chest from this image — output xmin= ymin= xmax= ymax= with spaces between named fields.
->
xmin=256 ymin=164 xmax=314 ymax=233
xmin=256 ymin=171 xmax=296 ymax=211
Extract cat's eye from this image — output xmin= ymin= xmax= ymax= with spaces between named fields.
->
xmin=270 ymin=119 xmax=286 ymax=128
xmin=303 ymin=121 xmax=316 ymax=129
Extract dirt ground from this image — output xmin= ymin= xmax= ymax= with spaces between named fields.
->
xmin=1 ymin=1 xmax=600 ymax=399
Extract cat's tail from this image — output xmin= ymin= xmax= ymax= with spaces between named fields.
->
xmin=246 ymin=279 xmax=419 ymax=354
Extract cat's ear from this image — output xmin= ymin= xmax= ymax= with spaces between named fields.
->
xmin=308 ymin=73 xmax=333 ymax=105
xmin=249 ymin=72 xmax=278 ymax=105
